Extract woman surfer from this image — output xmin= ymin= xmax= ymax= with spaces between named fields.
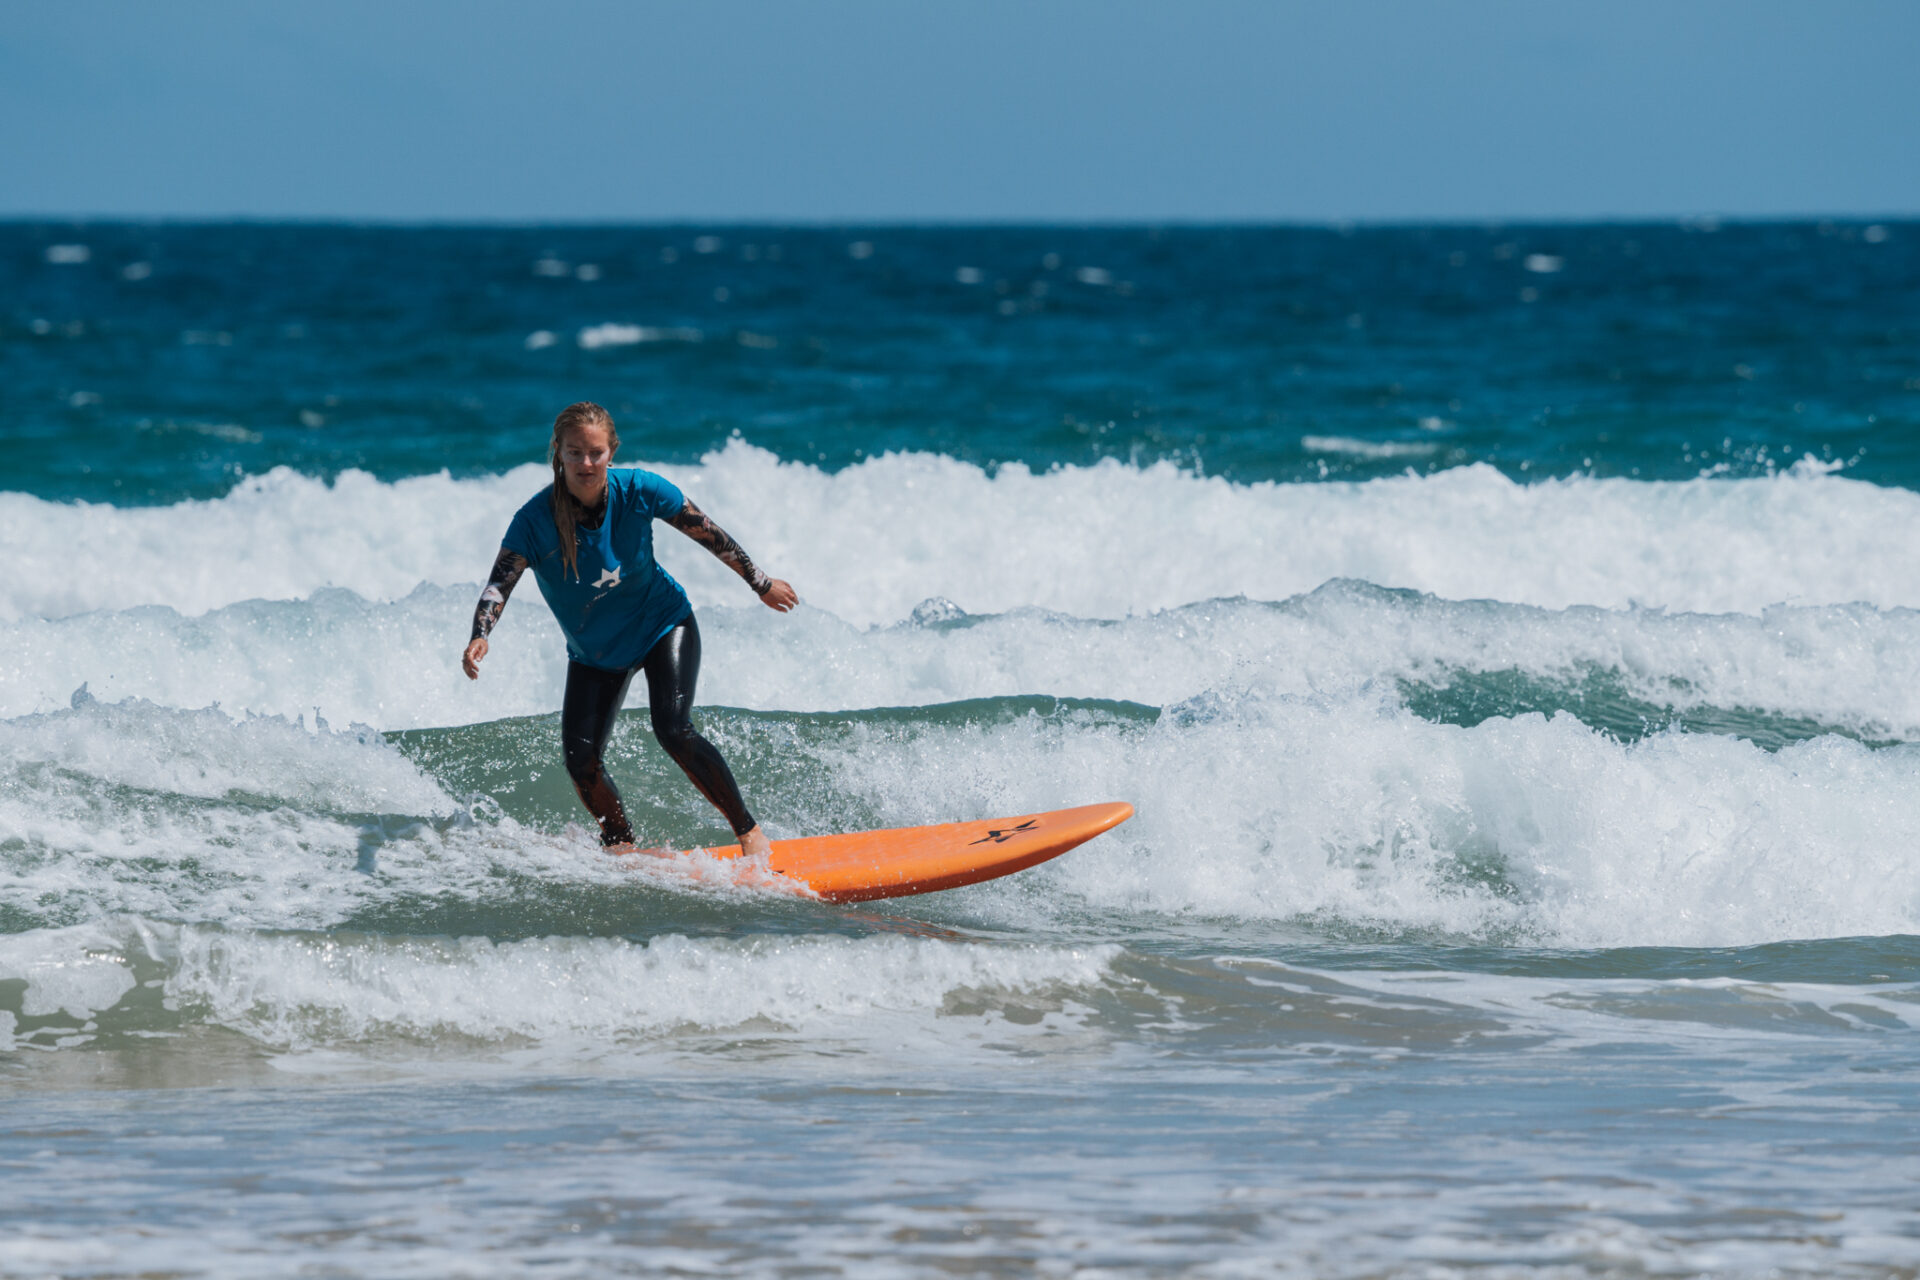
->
xmin=461 ymin=402 xmax=796 ymax=858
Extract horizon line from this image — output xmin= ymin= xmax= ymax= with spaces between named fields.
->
xmin=2 ymin=212 xmax=1914 ymax=232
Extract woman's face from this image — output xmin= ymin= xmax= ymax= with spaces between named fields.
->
xmin=559 ymin=422 xmax=615 ymax=503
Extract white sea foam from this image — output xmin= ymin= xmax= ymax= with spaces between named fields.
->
xmin=0 ymin=464 xmax=530 ymax=625
xmin=0 ymin=927 xmax=137 ymax=1025
xmin=9 ymin=677 xmax=1920 ymax=947
xmin=7 ymin=911 xmax=1912 ymax=1062
xmin=812 ymin=684 xmax=1920 ymax=948
xmin=0 ymin=584 xmax=574 ymax=727
xmin=1301 ymin=435 xmax=1437 ymax=459
xmin=11 ymin=582 xmax=1920 ymax=740
xmin=0 ymin=919 xmax=1117 ymax=1053
xmin=9 ymin=448 xmax=1920 ymax=950
xmin=4 ymin=445 xmax=1917 ymax=627
xmin=0 ymin=773 xmax=383 ymax=931
xmin=576 ymin=323 xmax=703 ymax=348
xmin=0 ymin=699 xmax=479 ymax=929
xmin=0 ymin=690 xmax=451 ymax=813
xmin=173 ymin=928 xmax=1114 ymax=1050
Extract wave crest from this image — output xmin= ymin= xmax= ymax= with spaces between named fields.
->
xmin=4 ymin=445 xmax=1914 ymax=626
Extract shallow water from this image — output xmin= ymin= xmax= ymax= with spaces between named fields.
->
xmin=4 ymin=220 xmax=1920 ymax=1277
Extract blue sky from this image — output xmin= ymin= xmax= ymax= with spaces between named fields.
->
xmin=5 ymin=1 xmax=1917 ymax=222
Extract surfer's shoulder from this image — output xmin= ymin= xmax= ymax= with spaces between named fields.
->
xmin=618 ymin=466 xmax=685 ymax=517
xmin=513 ymin=485 xmax=556 ymax=521
xmin=504 ymin=487 xmax=559 ymax=556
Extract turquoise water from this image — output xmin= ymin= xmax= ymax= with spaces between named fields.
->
xmin=5 ymin=220 xmax=1920 ymax=1277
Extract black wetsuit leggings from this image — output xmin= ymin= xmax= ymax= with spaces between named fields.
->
xmin=560 ymin=614 xmax=756 ymax=845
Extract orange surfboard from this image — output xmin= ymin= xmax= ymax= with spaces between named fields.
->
xmin=674 ymin=802 xmax=1133 ymax=902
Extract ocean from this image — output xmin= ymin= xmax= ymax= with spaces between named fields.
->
xmin=3 ymin=219 xmax=1919 ymax=1277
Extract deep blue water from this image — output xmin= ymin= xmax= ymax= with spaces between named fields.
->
xmin=5 ymin=220 xmax=1915 ymax=502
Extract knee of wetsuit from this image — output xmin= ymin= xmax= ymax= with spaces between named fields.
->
xmin=651 ymin=717 xmax=698 ymax=756
xmin=561 ymin=736 xmax=603 ymax=786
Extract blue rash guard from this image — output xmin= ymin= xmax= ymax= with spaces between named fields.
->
xmin=501 ymin=468 xmax=693 ymax=671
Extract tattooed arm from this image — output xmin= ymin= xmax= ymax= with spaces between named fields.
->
xmin=668 ymin=499 xmax=796 ymax=611
xmin=462 ymin=547 xmax=529 ymax=679
xmin=669 ymin=499 xmax=771 ymax=593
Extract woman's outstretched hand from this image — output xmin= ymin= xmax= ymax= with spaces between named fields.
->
xmin=462 ymin=636 xmax=489 ymax=679
xmin=760 ymin=579 xmax=798 ymax=612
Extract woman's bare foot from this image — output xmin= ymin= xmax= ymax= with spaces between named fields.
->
xmin=739 ymin=824 xmax=773 ymax=860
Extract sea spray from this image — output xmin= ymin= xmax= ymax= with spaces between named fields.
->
xmin=13 ymin=581 xmax=1920 ymax=742
xmin=10 ymin=686 xmax=1920 ymax=949
xmin=4 ymin=447 xmax=1915 ymax=627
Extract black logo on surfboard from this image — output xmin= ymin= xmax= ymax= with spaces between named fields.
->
xmin=970 ymin=820 xmax=1040 ymax=845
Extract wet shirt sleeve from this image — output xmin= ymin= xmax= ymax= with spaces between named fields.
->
xmin=502 ymin=502 xmax=542 ymax=564
xmin=635 ymin=470 xmax=686 ymax=521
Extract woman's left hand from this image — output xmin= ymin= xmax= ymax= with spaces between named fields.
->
xmin=760 ymin=579 xmax=798 ymax=612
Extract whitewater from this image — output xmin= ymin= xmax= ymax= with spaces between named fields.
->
xmin=11 ymin=447 xmax=1920 ymax=1278
xmin=4 ymin=443 xmax=1912 ymax=629
xmin=4 ymin=448 xmax=1920 ymax=953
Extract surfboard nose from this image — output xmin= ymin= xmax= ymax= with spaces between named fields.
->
xmin=705 ymin=801 xmax=1139 ymax=902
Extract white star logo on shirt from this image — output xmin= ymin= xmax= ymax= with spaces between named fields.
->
xmin=593 ymin=565 xmax=622 ymax=590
